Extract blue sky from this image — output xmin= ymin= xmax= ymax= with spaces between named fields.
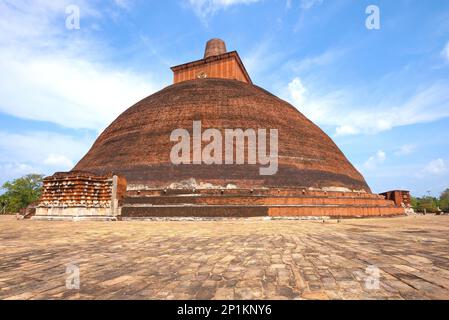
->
xmin=0 ymin=0 xmax=448 ymax=196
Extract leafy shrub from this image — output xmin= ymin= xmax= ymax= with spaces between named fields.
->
xmin=0 ymin=174 xmax=44 ymax=214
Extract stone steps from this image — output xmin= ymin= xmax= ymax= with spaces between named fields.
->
xmin=120 ymin=188 xmax=404 ymax=218
xmin=126 ymin=188 xmax=384 ymax=199
xmin=122 ymin=195 xmax=394 ymax=206
xmin=121 ymin=205 xmax=268 ymax=218
xmin=120 ymin=204 xmax=403 ymax=218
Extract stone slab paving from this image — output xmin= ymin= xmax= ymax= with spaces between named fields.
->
xmin=0 ymin=215 xmax=449 ymax=300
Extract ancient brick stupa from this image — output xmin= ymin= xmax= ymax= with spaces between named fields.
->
xmin=35 ymin=39 xmax=408 ymax=220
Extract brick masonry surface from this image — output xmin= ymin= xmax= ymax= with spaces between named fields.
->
xmin=73 ymin=78 xmax=372 ymax=192
xmin=36 ymin=172 xmax=127 ymax=218
xmin=0 ymin=215 xmax=448 ymax=300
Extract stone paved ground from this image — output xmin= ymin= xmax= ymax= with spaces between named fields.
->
xmin=1 ymin=215 xmax=449 ymax=300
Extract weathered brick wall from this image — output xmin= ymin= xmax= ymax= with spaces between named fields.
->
xmin=73 ymin=78 xmax=372 ymax=192
xmin=121 ymin=187 xmax=405 ymax=219
xmin=36 ymin=171 xmax=127 ymax=219
xmin=380 ymin=190 xmax=411 ymax=207
xmin=172 ymin=52 xmax=251 ymax=84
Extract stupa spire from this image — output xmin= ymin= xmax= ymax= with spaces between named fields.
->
xmin=171 ymin=38 xmax=252 ymax=84
xmin=204 ymin=38 xmax=227 ymax=58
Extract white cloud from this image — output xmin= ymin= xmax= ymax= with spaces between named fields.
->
xmin=424 ymin=158 xmax=449 ymax=175
xmin=0 ymin=0 xmax=162 ymax=131
xmin=395 ymin=144 xmax=416 ymax=156
xmin=363 ymin=150 xmax=386 ymax=170
xmin=187 ymin=0 xmax=261 ymax=23
xmin=335 ymin=125 xmax=359 ymax=136
xmin=0 ymin=0 xmax=100 ymax=42
xmin=0 ymin=131 xmax=93 ymax=184
xmin=286 ymin=77 xmax=449 ymax=136
xmin=0 ymin=53 xmax=157 ymax=130
xmin=286 ymin=76 xmax=348 ymax=129
xmin=0 ymin=131 xmax=91 ymax=166
xmin=287 ymin=77 xmax=307 ymax=105
xmin=0 ymin=163 xmax=36 ymax=181
xmin=43 ymin=154 xmax=74 ymax=169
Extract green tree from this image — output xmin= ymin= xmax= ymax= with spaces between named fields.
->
xmin=0 ymin=174 xmax=44 ymax=214
xmin=441 ymin=188 xmax=449 ymax=200
xmin=414 ymin=196 xmax=439 ymax=213
xmin=0 ymin=193 xmax=8 ymax=214
xmin=439 ymin=189 xmax=449 ymax=212
xmin=410 ymin=197 xmax=419 ymax=210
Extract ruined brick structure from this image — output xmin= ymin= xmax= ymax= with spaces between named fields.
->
xmin=379 ymin=190 xmax=411 ymax=207
xmin=36 ymin=39 xmax=407 ymax=219
xmin=35 ymin=171 xmax=126 ymax=220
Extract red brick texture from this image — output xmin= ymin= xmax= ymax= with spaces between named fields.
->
xmin=73 ymin=78 xmax=371 ymax=192
xmin=121 ymin=188 xmax=404 ymax=218
xmin=38 ymin=171 xmax=127 ymax=209
xmin=171 ymin=51 xmax=251 ymax=84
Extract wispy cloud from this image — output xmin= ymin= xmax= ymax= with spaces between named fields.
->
xmin=43 ymin=154 xmax=75 ymax=168
xmin=0 ymin=0 xmax=163 ymax=185
xmin=0 ymin=53 xmax=157 ymax=130
xmin=0 ymin=131 xmax=90 ymax=165
xmin=293 ymin=0 xmax=326 ymax=32
xmin=113 ymin=0 xmax=133 ymax=10
xmin=424 ymin=158 xmax=449 ymax=175
xmin=285 ymin=77 xmax=449 ymax=136
xmin=300 ymin=0 xmax=324 ymax=10
xmin=395 ymin=144 xmax=416 ymax=156
xmin=0 ymin=131 xmax=92 ymax=181
xmin=0 ymin=163 xmax=36 ymax=182
xmin=285 ymin=48 xmax=345 ymax=73
xmin=0 ymin=0 xmax=162 ymax=131
xmin=285 ymin=0 xmax=324 ymax=11
xmin=242 ymin=39 xmax=286 ymax=80
xmin=186 ymin=0 xmax=261 ymax=24
xmin=363 ymin=150 xmax=386 ymax=171
xmin=443 ymin=41 xmax=449 ymax=63
xmin=0 ymin=0 xmax=101 ymax=40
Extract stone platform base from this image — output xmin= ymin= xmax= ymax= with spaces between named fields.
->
xmin=120 ymin=188 xmax=405 ymax=219
xmin=35 ymin=171 xmax=127 ymax=221
xmin=32 ymin=215 xmax=118 ymax=221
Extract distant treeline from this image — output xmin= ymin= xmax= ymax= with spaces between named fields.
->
xmin=411 ymin=189 xmax=449 ymax=214
xmin=0 ymin=174 xmax=448 ymax=215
